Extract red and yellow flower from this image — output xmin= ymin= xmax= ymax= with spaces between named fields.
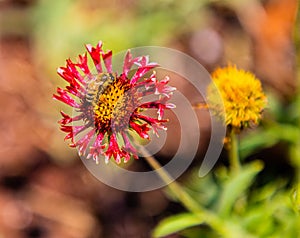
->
xmin=53 ymin=41 xmax=175 ymax=164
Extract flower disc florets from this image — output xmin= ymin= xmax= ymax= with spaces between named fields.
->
xmin=207 ymin=64 xmax=267 ymax=130
xmin=53 ymin=41 xmax=176 ymax=164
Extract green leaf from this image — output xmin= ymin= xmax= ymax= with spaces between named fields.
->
xmin=218 ymin=161 xmax=264 ymax=217
xmin=239 ymin=129 xmax=279 ymax=159
xmin=153 ymin=213 xmax=204 ymax=237
xmin=240 ymin=125 xmax=300 ymax=159
xmin=184 ymin=170 xmax=219 ymax=208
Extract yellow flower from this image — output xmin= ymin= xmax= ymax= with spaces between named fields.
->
xmin=207 ymin=64 xmax=267 ymax=130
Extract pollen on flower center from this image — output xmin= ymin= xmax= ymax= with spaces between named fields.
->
xmin=90 ymin=75 xmax=132 ymax=133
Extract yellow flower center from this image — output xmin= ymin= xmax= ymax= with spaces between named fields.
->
xmin=85 ymin=73 xmax=132 ymax=133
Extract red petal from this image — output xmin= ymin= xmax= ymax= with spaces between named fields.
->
xmin=129 ymin=121 xmax=150 ymax=139
xmin=133 ymin=114 xmax=167 ymax=136
xmin=58 ymin=111 xmax=85 ymax=125
xmin=88 ymin=133 xmax=106 ymax=163
xmin=122 ymin=50 xmax=142 ymax=78
xmin=102 ymin=50 xmax=113 ymax=73
xmin=76 ymin=129 xmax=95 ymax=156
xmin=57 ymin=67 xmax=81 ymax=89
xmin=86 ymin=41 xmax=103 ymax=73
xmin=60 ymin=125 xmax=86 ymax=138
xmin=121 ymin=132 xmax=138 ymax=160
xmin=105 ymin=134 xmax=124 ymax=164
xmin=130 ymin=65 xmax=158 ymax=85
xmin=76 ymin=53 xmax=90 ymax=75
xmin=53 ymin=88 xmax=80 ymax=108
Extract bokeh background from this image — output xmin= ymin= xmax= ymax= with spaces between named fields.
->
xmin=0 ymin=0 xmax=299 ymax=237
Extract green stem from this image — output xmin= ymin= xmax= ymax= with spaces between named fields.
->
xmin=141 ymin=148 xmax=202 ymax=214
xmin=294 ymin=95 xmax=300 ymax=213
xmin=296 ymin=168 xmax=300 ymax=213
xmin=229 ymin=129 xmax=241 ymax=173
xmin=294 ymin=1 xmax=300 ymax=213
xmin=137 ymin=145 xmax=246 ymax=237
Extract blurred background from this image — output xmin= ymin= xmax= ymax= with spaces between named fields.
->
xmin=0 ymin=0 xmax=299 ymax=237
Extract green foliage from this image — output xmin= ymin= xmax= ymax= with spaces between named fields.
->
xmin=153 ymin=213 xmax=205 ymax=237
xmin=154 ymin=162 xmax=300 ymax=237
xmin=217 ymin=161 xmax=263 ymax=217
xmin=154 ymin=90 xmax=300 ymax=237
xmin=240 ymin=93 xmax=300 ymax=162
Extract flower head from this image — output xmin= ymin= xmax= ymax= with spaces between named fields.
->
xmin=207 ymin=64 xmax=267 ymax=130
xmin=53 ymin=41 xmax=175 ymax=164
